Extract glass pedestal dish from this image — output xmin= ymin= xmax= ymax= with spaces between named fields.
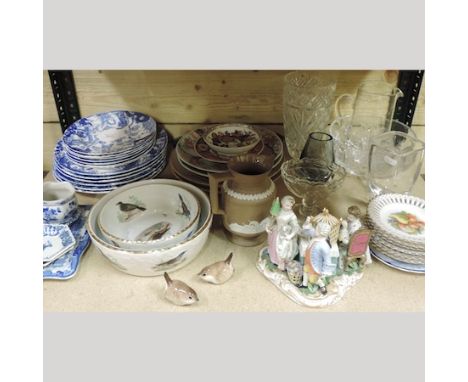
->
xmin=281 ymin=158 xmax=346 ymax=219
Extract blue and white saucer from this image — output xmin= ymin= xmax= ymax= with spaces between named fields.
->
xmin=43 ymin=205 xmax=92 ymax=280
xmin=43 ymin=224 xmax=76 ymax=264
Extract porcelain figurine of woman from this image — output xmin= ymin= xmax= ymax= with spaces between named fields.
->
xmin=302 ymin=222 xmax=336 ymax=294
xmin=266 ymin=195 xmax=301 ymax=270
xmin=341 ymin=205 xmax=372 ymax=265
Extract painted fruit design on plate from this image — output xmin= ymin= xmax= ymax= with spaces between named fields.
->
xmin=388 ymin=211 xmax=425 ymax=235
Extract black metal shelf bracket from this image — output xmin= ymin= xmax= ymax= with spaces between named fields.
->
xmin=393 ymin=70 xmax=425 ymax=127
xmin=48 ymin=71 xmax=81 ymax=133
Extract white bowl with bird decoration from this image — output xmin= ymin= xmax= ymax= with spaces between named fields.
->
xmin=87 ymin=179 xmax=213 ymax=276
xmin=98 ymin=183 xmax=200 ymax=250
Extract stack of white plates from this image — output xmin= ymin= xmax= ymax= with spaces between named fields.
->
xmin=366 ymin=193 xmax=425 ymax=273
xmin=53 ymin=111 xmax=168 ymax=193
xmin=170 ymin=124 xmax=284 ymax=191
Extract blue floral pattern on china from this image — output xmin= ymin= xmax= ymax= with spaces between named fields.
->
xmin=65 ymin=139 xmax=154 ymax=165
xmin=54 ymin=158 xmax=166 ymax=185
xmin=62 ymin=111 xmax=157 ymax=154
xmin=43 ymin=206 xmax=61 ymax=221
xmin=43 ymin=224 xmax=76 ymax=262
xmin=53 ymin=161 xmax=165 ymax=186
xmin=43 ymin=199 xmax=79 ymax=224
xmin=54 ymin=128 xmax=168 ymax=176
xmin=53 ymin=159 xmax=167 ymax=193
xmin=43 ymin=206 xmax=92 ymax=280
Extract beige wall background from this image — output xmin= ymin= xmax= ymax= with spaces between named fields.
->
xmin=43 ymin=70 xmax=425 ymax=171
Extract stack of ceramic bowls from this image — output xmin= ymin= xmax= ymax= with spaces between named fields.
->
xmin=87 ymin=179 xmax=213 ymax=276
xmin=53 ymin=111 xmax=168 ymax=194
xmin=366 ymin=193 xmax=425 ymax=274
xmin=170 ymin=123 xmax=284 ymax=192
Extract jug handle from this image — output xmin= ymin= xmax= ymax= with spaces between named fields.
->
xmin=334 ymin=93 xmax=354 ymax=119
xmin=208 ymin=172 xmax=233 ymax=215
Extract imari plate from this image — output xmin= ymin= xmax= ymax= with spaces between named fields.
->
xmin=176 ymin=126 xmax=283 ymax=173
xmin=43 ymin=206 xmax=91 ymax=280
xmin=43 ymin=224 xmax=76 ymax=263
xmin=194 ymin=136 xmax=264 ymax=163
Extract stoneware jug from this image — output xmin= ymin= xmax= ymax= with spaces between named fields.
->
xmin=208 ymin=154 xmax=277 ymax=246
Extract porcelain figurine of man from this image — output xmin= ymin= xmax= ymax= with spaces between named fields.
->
xmin=266 ymin=195 xmax=300 ymax=270
xmin=299 ymin=216 xmax=316 ymax=262
xmin=341 ymin=205 xmax=372 ymax=265
xmin=303 ymin=222 xmax=336 ymax=295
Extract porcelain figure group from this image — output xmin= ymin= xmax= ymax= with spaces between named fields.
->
xmin=265 ymin=196 xmax=371 ymax=296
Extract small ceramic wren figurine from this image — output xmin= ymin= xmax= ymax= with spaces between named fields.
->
xmin=163 ymin=272 xmax=199 ymax=306
xmin=198 ymin=252 xmax=235 ymax=284
xmin=265 ymin=195 xmax=300 ymax=270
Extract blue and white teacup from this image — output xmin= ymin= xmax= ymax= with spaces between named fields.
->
xmin=43 ymin=182 xmax=79 ymax=225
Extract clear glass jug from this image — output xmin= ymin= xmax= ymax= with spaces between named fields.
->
xmin=368 ymin=131 xmax=425 ymax=196
xmin=335 ymin=81 xmax=404 ymax=129
xmin=329 ymin=117 xmax=414 ymax=178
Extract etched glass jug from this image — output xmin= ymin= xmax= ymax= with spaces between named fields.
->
xmin=334 ymin=81 xmax=404 ymax=127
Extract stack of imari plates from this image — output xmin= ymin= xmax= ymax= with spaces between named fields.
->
xmin=170 ymin=125 xmax=284 ymax=192
xmin=53 ymin=111 xmax=168 ymax=194
xmin=366 ymin=193 xmax=425 ymax=274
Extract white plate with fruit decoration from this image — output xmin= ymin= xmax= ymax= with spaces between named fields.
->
xmin=367 ymin=193 xmax=425 ymax=248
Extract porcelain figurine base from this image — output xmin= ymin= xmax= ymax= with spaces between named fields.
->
xmin=256 ymin=247 xmax=363 ymax=308
xmin=225 ymin=231 xmax=267 ymax=247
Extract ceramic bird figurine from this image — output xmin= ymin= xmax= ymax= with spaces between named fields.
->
xmin=116 ymin=201 xmax=146 ymax=212
xmin=198 ymin=252 xmax=234 ymax=285
xmin=177 ymin=194 xmax=191 ymax=219
xmin=163 ymin=272 xmax=199 ymax=306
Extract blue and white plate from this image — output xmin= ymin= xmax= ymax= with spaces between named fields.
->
xmin=370 ymin=247 xmax=425 ymax=274
xmin=43 ymin=224 xmax=76 ymax=263
xmin=62 ymin=111 xmax=157 ymax=155
xmin=54 ymin=151 xmax=166 ymax=182
xmin=53 ymin=159 xmax=167 ymax=190
xmin=54 ymin=129 xmax=168 ymax=177
xmin=65 ymin=142 xmax=155 ymax=166
xmin=52 ymin=120 xmax=169 ymax=194
xmin=53 ymin=160 xmax=167 ymax=193
xmin=43 ymin=206 xmax=91 ymax=280
xmin=53 ymin=159 xmax=166 ymax=185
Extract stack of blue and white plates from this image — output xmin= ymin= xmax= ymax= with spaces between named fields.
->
xmin=53 ymin=111 xmax=168 ymax=194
